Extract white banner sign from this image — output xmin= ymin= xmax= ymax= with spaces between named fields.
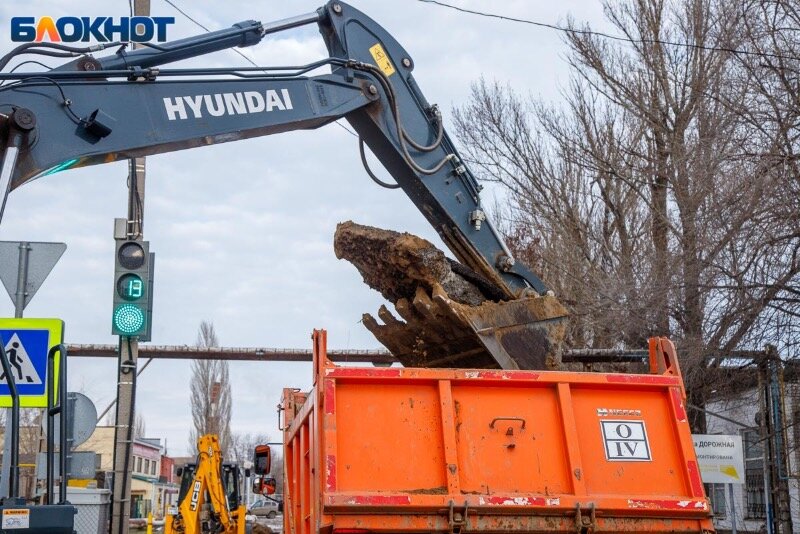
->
xmin=693 ymin=434 xmax=745 ymax=484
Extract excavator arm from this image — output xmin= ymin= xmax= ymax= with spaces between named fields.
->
xmin=0 ymin=1 xmax=567 ymax=369
xmin=166 ymin=435 xmax=244 ymax=534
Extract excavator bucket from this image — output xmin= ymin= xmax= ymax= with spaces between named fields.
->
xmin=363 ymin=285 xmax=567 ymax=369
xmin=335 ymin=222 xmax=568 ymax=370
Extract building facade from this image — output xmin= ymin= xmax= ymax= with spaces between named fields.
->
xmin=76 ymin=427 xmax=178 ymax=519
xmin=705 ymin=384 xmax=798 ymax=533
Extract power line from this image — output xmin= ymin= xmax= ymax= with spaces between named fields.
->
xmin=160 ymin=0 xmax=270 ymax=72
xmin=416 ymin=0 xmax=800 ymax=62
xmin=161 ymin=0 xmax=211 ymax=32
xmin=335 ymin=121 xmax=358 ymax=137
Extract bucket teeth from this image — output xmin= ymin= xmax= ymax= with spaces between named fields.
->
xmin=377 ymin=305 xmax=402 ymax=326
xmin=411 ymin=287 xmax=435 ymax=317
xmin=335 ymin=221 xmax=568 ymax=370
xmin=362 ymin=284 xmax=568 ymax=370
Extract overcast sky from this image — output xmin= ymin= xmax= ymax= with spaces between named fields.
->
xmin=0 ymin=0 xmax=608 ymax=455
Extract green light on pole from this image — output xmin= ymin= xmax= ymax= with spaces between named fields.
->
xmin=112 ymin=239 xmax=153 ymax=339
xmin=113 ymin=304 xmax=146 ymax=335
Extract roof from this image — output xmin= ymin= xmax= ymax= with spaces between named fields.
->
xmin=134 ymin=438 xmax=163 ymax=451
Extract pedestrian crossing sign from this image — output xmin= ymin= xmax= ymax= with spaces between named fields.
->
xmin=0 ymin=318 xmax=64 ymax=407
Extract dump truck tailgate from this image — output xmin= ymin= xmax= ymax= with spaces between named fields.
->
xmin=282 ymin=332 xmax=714 ymax=534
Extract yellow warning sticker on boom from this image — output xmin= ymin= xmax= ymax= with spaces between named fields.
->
xmin=369 ymin=43 xmax=395 ymax=77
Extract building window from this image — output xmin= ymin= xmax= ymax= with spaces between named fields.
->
xmin=136 ymin=457 xmax=142 ymax=474
xmin=705 ymin=483 xmax=727 ymax=518
xmin=144 ymin=459 xmax=150 ymax=475
xmin=152 ymin=461 xmax=157 ymax=476
xmin=743 ymin=430 xmax=766 ymax=519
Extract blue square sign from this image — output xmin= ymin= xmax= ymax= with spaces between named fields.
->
xmin=0 ymin=318 xmax=63 ymax=407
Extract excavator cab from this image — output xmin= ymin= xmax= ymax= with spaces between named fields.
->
xmin=222 ymin=464 xmax=243 ymax=511
xmin=176 ymin=462 xmax=245 ymax=512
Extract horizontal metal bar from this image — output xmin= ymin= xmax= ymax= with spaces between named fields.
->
xmin=563 ymin=349 xmax=772 ymax=363
xmin=65 ymin=344 xmax=768 ymax=365
xmin=66 ymin=343 xmax=396 ymax=363
xmin=562 ymin=349 xmax=648 ymax=363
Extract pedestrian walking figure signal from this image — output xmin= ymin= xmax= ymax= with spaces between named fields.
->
xmin=0 ymin=335 xmax=41 ymax=384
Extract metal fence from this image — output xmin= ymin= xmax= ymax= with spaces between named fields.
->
xmin=69 ymin=489 xmax=112 ymax=534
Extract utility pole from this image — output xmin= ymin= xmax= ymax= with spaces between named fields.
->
xmin=759 ymin=347 xmax=793 ymax=534
xmin=110 ymin=2 xmax=149 ymax=532
xmin=766 ymin=346 xmax=792 ymax=534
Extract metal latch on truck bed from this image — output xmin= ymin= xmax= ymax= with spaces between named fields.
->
xmin=574 ymin=503 xmax=596 ymax=534
xmin=448 ymin=501 xmax=469 ymax=534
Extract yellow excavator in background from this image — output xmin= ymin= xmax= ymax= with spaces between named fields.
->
xmin=165 ymin=434 xmax=248 ymax=534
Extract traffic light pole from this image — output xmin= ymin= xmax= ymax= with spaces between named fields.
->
xmin=110 ymin=2 xmax=149 ymax=531
xmin=109 ymin=161 xmax=150 ymax=534
xmin=110 ymin=338 xmax=137 ymax=534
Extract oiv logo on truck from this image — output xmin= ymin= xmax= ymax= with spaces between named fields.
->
xmin=601 ymin=420 xmax=652 ymax=461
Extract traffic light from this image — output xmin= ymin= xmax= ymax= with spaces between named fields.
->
xmin=112 ymin=239 xmax=153 ymax=339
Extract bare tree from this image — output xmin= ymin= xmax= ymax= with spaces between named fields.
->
xmin=189 ymin=321 xmax=232 ymax=454
xmin=271 ymin=449 xmax=285 ymax=494
xmin=229 ymin=432 xmax=285 ymax=494
xmin=228 ymin=432 xmax=270 ymax=465
xmin=739 ymin=0 xmax=800 ymax=188
xmin=734 ymin=0 xmax=800 ymax=355
xmin=454 ymin=0 xmax=800 ymax=431
xmin=17 ymin=409 xmax=42 ymax=457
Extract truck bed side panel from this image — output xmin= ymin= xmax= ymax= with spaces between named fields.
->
xmin=282 ymin=333 xmax=714 ymax=534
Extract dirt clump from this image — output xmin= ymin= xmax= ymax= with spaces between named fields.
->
xmin=250 ymin=522 xmax=273 ymax=534
xmin=334 ymin=221 xmax=567 ymax=370
xmin=334 ymin=221 xmax=491 ymax=306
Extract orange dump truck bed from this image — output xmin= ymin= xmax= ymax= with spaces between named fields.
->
xmin=282 ymin=331 xmax=714 ymax=534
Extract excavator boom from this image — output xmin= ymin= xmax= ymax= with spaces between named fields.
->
xmin=0 ymin=1 xmax=567 ymax=369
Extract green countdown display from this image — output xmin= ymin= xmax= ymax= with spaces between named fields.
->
xmin=116 ymin=273 xmax=145 ymax=301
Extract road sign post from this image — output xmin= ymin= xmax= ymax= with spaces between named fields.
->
xmin=13 ymin=242 xmax=29 ymax=319
xmin=694 ymin=434 xmax=745 ymax=532
xmin=0 ymin=241 xmax=66 ymax=498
